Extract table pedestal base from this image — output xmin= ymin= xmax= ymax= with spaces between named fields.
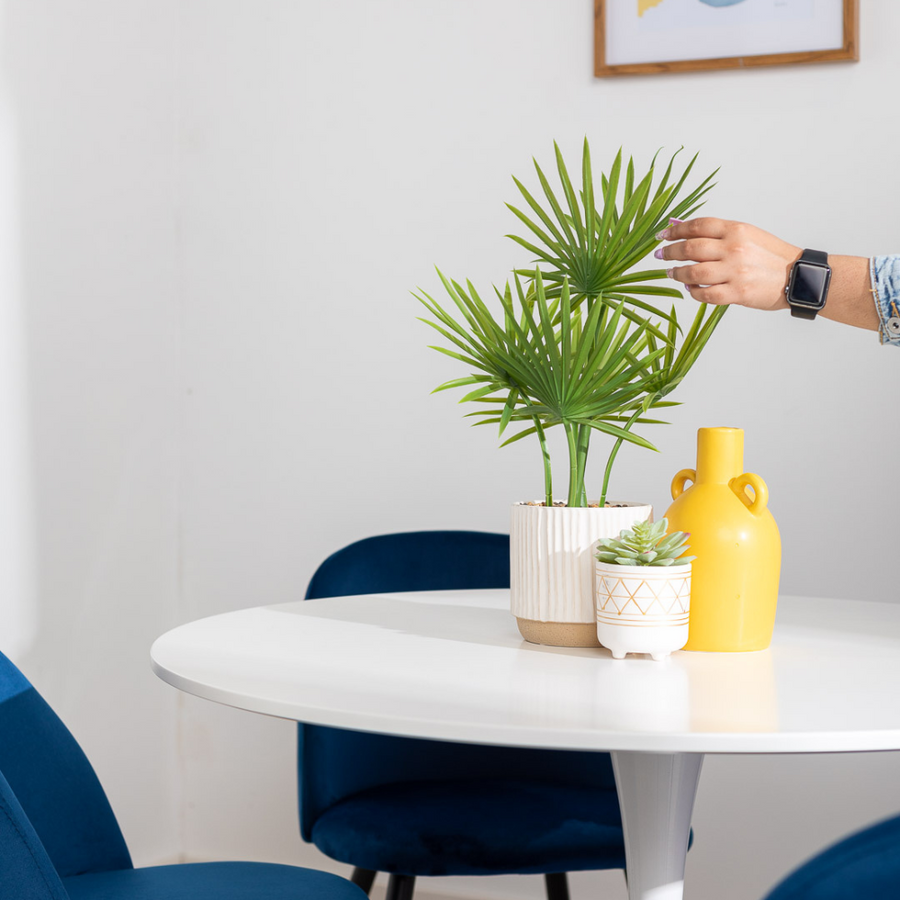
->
xmin=611 ymin=751 xmax=704 ymax=900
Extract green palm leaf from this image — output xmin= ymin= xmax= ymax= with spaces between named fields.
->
xmin=418 ymin=139 xmax=725 ymax=507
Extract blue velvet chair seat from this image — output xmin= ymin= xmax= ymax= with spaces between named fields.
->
xmin=63 ymin=863 xmax=362 ymax=900
xmin=310 ymin=779 xmax=625 ymax=877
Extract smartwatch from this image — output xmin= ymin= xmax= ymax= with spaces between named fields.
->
xmin=785 ymin=249 xmax=832 ymax=320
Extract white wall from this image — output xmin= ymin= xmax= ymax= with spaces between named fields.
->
xmin=1 ymin=2 xmax=898 ymax=899
xmin=1 ymin=0 xmax=182 ymax=866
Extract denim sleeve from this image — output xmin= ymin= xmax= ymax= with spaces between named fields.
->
xmin=869 ymin=256 xmax=900 ymax=347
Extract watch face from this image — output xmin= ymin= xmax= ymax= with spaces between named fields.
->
xmin=790 ymin=262 xmax=829 ymax=308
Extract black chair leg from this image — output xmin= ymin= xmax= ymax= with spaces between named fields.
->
xmin=545 ymin=873 xmax=570 ymax=900
xmin=351 ymin=868 xmax=378 ymax=895
xmin=385 ymin=874 xmax=416 ymax=900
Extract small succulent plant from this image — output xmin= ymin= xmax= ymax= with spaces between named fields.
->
xmin=596 ymin=518 xmax=694 ymax=567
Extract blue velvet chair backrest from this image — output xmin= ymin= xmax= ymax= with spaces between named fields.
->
xmin=304 ymin=531 xmax=512 ymax=599
xmin=0 ymin=767 xmax=69 ymax=900
xmin=298 ymin=530 xmax=616 ymax=842
xmin=0 ymin=652 xmax=132 ymax=879
xmin=763 ymin=812 xmax=900 ymax=900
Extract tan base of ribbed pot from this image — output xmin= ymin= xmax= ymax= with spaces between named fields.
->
xmin=516 ymin=617 xmax=601 ymax=648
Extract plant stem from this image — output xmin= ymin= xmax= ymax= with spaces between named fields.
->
xmin=599 ymin=407 xmax=644 ymax=508
xmin=565 ymin=424 xmax=580 ymax=508
xmin=521 ymin=394 xmax=553 ymax=507
xmin=533 ymin=416 xmax=553 ymax=507
xmin=571 ymin=295 xmax=596 ymax=507
xmin=575 ymin=425 xmax=591 ymax=506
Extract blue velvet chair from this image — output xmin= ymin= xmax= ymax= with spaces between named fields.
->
xmin=0 ymin=650 xmax=367 ymax=900
xmin=300 ymin=530 xmax=627 ymax=900
xmin=763 ymin=812 xmax=900 ymax=900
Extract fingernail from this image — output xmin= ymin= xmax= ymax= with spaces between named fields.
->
xmin=666 ymin=268 xmax=674 ymax=279
xmin=655 ymin=228 xmax=670 ymax=241
xmin=653 ymin=248 xmax=665 ymax=260
xmin=669 ymin=217 xmax=683 ymax=225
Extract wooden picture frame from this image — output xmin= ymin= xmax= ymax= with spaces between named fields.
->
xmin=595 ymin=0 xmax=858 ymax=77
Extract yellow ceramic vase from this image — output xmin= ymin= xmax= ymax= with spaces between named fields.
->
xmin=664 ymin=427 xmax=781 ymax=652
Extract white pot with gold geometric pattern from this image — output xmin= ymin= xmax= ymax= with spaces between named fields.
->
xmin=595 ymin=561 xmax=691 ymax=661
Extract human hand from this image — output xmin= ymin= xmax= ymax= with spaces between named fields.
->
xmin=654 ymin=218 xmax=801 ymax=311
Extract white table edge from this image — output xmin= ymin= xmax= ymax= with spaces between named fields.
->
xmin=149 ymin=650 xmax=900 ymax=756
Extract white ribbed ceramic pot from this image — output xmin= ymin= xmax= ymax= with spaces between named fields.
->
xmin=595 ymin=561 xmax=691 ymax=661
xmin=510 ymin=502 xmax=652 ymax=647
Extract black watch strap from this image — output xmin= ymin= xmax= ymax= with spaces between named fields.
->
xmin=788 ymin=249 xmax=830 ymax=320
xmin=800 ymin=249 xmax=829 ymax=266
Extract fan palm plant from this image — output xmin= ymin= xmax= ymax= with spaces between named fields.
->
xmin=416 ymin=140 xmax=726 ymax=508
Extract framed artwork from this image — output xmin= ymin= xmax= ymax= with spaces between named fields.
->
xmin=595 ymin=0 xmax=859 ymax=77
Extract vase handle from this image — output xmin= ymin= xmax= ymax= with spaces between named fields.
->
xmin=670 ymin=468 xmax=696 ymax=500
xmin=730 ymin=472 xmax=769 ymax=516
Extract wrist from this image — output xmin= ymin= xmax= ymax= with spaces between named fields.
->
xmin=774 ymin=245 xmax=802 ymax=311
xmin=820 ymin=255 xmax=878 ymax=331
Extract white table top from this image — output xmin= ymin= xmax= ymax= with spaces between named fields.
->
xmin=151 ymin=591 xmax=900 ymax=754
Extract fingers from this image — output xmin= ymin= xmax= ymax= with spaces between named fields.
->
xmin=666 ymin=261 xmax=732 ymax=306
xmin=658 ymin=217 xmax=729 ymax=241
xmin=684 ymin=284 xmax=730 ymax=305
xmin=654 ymin=217 xmax=746 ymax=308
xmin=655 ymin=237 xmax=722 ymax=263
xmin=666 ymin=262 xmax=726 ymax=287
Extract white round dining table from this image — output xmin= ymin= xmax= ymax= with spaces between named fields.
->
xmin=151 ymin=591 xmax=900 ymax=900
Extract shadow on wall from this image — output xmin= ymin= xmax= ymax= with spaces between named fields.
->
xmin=0 ymin=0 xmax=184 ymax=693
xmin=0 ymin=2 xmax=38 ymax=665
xmin=0 ymin=1 xmax=183 ymax=865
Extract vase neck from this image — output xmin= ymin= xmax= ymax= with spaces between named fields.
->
xmin=695 ymin=427 xmax=744 ymax=484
